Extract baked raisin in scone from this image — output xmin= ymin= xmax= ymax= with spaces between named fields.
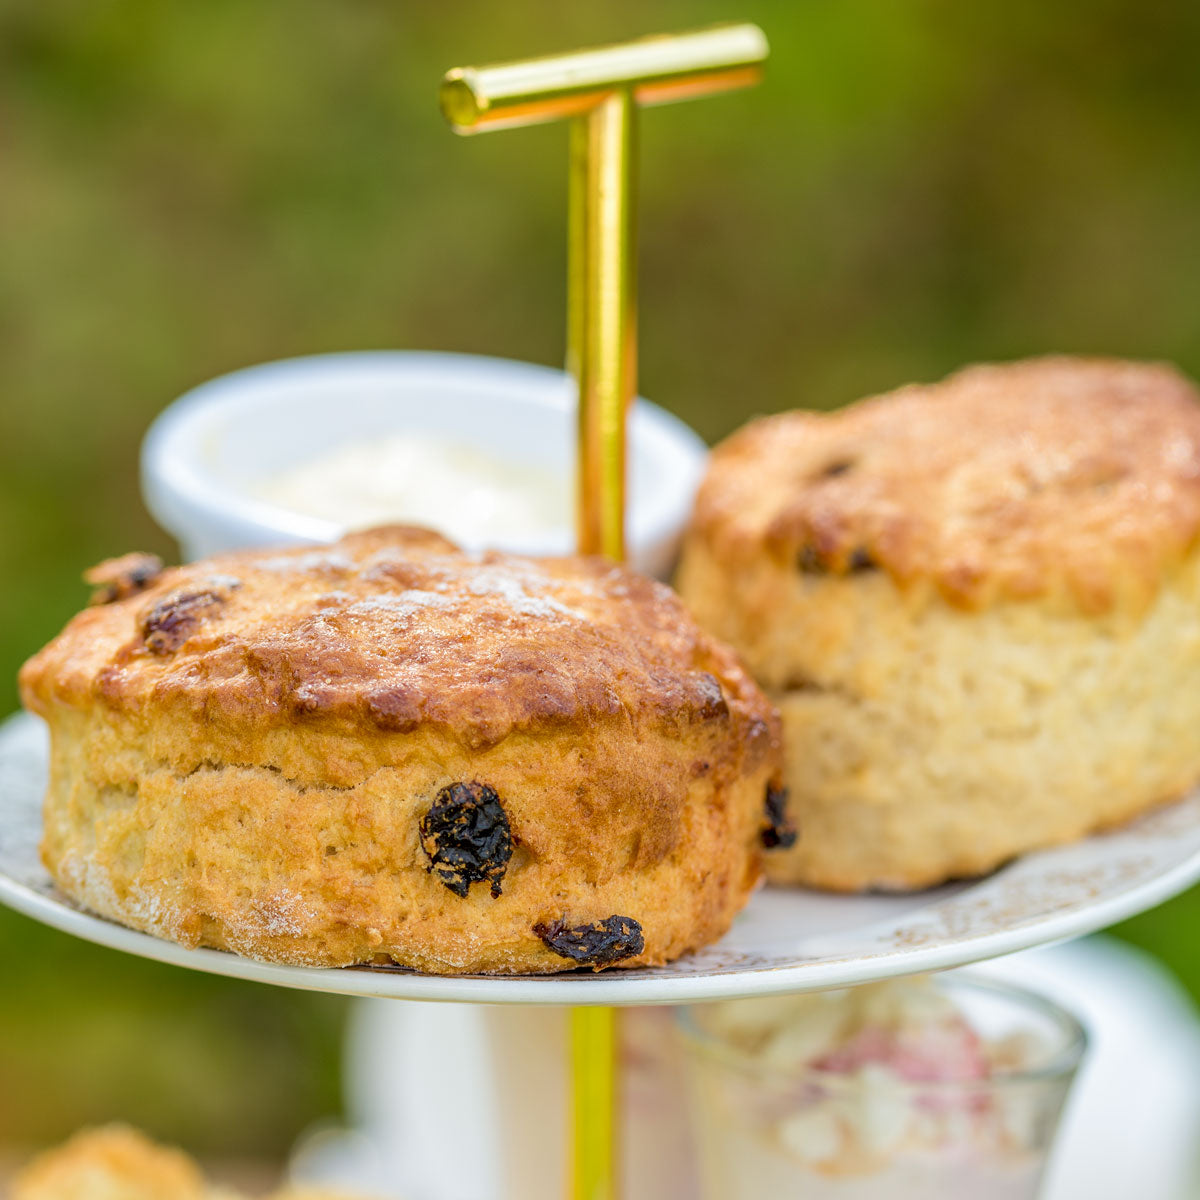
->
xmin=20 ymin=526 xmax=781 ymax=972
xmin=678 ymin=357 xmax=1200 ymax=890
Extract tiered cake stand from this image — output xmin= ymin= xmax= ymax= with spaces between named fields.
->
xmin=3 ymin=25 xmax=1200 ymax=1200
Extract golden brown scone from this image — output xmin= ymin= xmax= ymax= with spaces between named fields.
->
xmin=12 ymin=1126 xmax=366 ymax=1200
xmin=12 ymin=1126 xmax=227 ymax=1200
xmin=677 ymin=357 xmax=1200 ymax=890
xmin=20 ymin=526 xmax=781 ymax=973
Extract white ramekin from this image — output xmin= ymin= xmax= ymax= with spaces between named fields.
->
xmin=141 ymin=350 xmax=707 ymax=578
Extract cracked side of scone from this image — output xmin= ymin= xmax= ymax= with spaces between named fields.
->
xmin=20 ymin=526 xmax=781 ymax=973
xmin=678 ymin=357 xmax=1200 ymax=890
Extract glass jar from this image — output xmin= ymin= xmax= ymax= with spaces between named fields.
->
xmin=677 ymin=975 xmax=1087 ymax=1200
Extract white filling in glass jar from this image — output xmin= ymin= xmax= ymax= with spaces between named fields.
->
xmin=678 ymin=975 xmax=1085 ymax=1200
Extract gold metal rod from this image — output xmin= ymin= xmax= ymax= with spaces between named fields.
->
xmin=570 ymin=1006 xmax=618 ymax=1200
xmin=441 ymin=23 xmax=767 ymax=134
xmin=566 ymin=92 xmax=635 ymax=1200
xmin=439 ymin=27 xmax=767 ymax=1200
xmin=569 ymin=89 xmax=636 ymax=560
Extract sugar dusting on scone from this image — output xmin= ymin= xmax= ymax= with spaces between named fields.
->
xmin=678 ymin=357 xmax=1200 ymax=890
xmin=20 ymin=525 xmax=782 ymax=973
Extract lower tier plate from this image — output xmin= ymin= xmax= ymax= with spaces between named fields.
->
xmin=2 ymin=712 xmax=1198 ymax=1005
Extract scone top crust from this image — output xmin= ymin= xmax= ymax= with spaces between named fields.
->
xmin=690 ymin=357 xmax=1200 ymax=611
xmin=21 ymin=525 xmax=774 ymax=762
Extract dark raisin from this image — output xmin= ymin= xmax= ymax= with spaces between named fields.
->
xmin=140 ymin=589 xmax=225 ymax=654
xmin=419 ymin=782 xmax=513 ymax=899
xmin=799 ymin=545 xmax=876 ymax=575
xmin=533 ymin=915 xmax=645 ymax=967
xmin=797 ymin=544 xmax=826 ymax=574
xmin=694 ymin=672 xmax=729 ymax=721
xmin=86 ymin=553 xmax=164 ymax=605
xmin=819 ymin=458 xmax=855 ymax=478
xmin=762 ymin=782 xmax=798 ymax=849
xmin=780 ymin=672 xmax=823 ymax=695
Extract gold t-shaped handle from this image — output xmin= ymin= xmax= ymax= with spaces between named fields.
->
xmin=439 ymin=26 xmax=767 ymax=1200
xmin=440 ymin=23 xmax=767 ymax=560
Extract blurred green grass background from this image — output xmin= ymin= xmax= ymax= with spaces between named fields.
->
xmin=1 ymin=0 xmax=1198 ymax=1167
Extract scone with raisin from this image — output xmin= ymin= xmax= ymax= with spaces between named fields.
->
xmin=20 ymin=525 xmax=781 ymax=973
xmin=677 ymin=356 xmax=1200 ymax=890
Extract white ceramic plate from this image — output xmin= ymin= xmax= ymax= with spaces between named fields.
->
xmin=3 ymin=712 xmax=1198 ymax=1005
